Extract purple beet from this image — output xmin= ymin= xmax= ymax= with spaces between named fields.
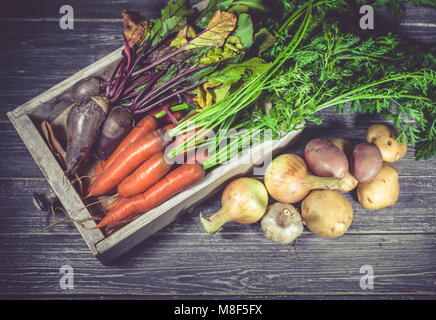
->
xmin=65 ymin=96 xmax=108 ymax=176
xmin=95 ymin=106 xmax=133 ymax=160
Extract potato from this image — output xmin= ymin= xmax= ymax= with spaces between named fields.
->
xmin=351 ymin=143 xmax=383 ymax=183
xmin=329 ymin=138 xmax=358 ymax=192
xmin=366 ymin=124 xmax=407 ymax=162
xmin=329 ymin=138 xmax=353 ymax=159
xmin=301 ymin=190 xmax=353 ymax=239
xmin=338 ymin=172 xmax=358 ymax=192
xmin=357 ymin=163 xmax=400 ymax=210
xmin=304 ymin=138 xmax=349 ymax=179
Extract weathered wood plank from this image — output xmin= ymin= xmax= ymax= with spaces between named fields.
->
xmin=0 ymin=123 xmax=44 ymax=178
xmin=0 ymin=233 xmax=434 ymax=296
xmin=2 ymin=294 xmax=434 ymax=299
xmin=0 ymin=0 xmax=206 ymax=20
xmin=0 ymin=177 xmax=434 ymax=236
xmin=0 ymin=21 xmax=123 ymax=121
xmin=0 ymin=0 xmax=167 ymax=19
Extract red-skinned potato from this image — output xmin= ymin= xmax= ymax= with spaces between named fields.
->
xmin=366 ymin=124 xmax=407 ymax=162
xmin=329 ymin=138 xmax=358 ymax=192
xmin=304 ymin=138 xmax=349 ymax=179
xmin=351 ymin=143 xmax=383 ymax=183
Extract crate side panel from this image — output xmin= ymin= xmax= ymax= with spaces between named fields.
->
xmin=7 ymin=113 xmax=105 ymax=253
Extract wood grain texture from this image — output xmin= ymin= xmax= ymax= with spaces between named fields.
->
xmin=0 ymin=21 xmax=123 ymax=122
xmin=0 ymin=0 xmax=166 ymax=19
xmin=0 ymin=233 xmax=435 ymax=297
xmin=0 ymin=0 xmax=435 ymax=299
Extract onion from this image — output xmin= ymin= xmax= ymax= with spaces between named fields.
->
xmin=264 ymin=154 xmax=343 ymax=203
xmin=200 ymin=177 xmax=268 ymax=234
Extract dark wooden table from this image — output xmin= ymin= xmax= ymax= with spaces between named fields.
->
xmin=0 ymin=1 xmax=435 ymax=299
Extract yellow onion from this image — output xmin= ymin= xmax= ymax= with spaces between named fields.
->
xmin=200 ymin=177 xmax=268 ymax=234
xmin=264 ymin=154 xmax=343 ymax=203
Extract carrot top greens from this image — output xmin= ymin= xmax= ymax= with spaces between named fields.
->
xmin=167 ymin=0 xmax=435 ymax=162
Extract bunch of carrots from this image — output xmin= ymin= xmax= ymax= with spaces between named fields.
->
xmin=87 ymin=106 xmax=206 ymax=230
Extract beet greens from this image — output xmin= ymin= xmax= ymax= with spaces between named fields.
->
xmin=65 ymin=0 xmax=264 ymax=168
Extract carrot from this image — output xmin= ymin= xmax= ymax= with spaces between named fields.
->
xmin=102 ymin=196 xmax=123 ymax=212
xmin=118 ymin=152 xmax=172 ymax=197
xmin=87 ymin=128 xmax=168 ymax=197
xmin=94 ymin=163 xmax=205 ymax=228
xmin=186 ymin=150 xmax=209 ymax=165
xmin=90 ymin=160 xmax=109 ymax=184
xmin=163 ymin=123 xmax=176 ymax=131
xmin=165 ymin=126 xmax=211 ymax=165
xmin=101 ymin=115 xmax=158 ymax=170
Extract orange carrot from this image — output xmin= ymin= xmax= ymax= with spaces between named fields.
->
xmin=102 ymin=196 xmax=123 ymax=212
xmin=163 ymin=123 xmax=176 ymax=131
xmin=118 ymin=152 xmax=172 ymax=197
xmin=87 ymin=129 xmax=168 ymax=197
xmin=90 ymin=160 xmax=106 ymax=184
xmin=186 ymin=150 xmax=209 ymax=165
xmin=104 ymin=115 xmax=158 ymax=168
xmin=90 ymin=115 xmax=157 ymax=184
xmin=94 ymin=163 xmax=205 ymax=228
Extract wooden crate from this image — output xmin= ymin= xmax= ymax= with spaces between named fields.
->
xmin=7 ymin=46 xmax=303 ymax=264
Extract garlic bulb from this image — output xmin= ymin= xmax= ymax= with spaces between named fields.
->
xmin=261 ymin=202 xmax=303 ymax=244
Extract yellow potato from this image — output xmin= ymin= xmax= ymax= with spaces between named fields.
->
xmin=301 ymin=190 xmax=353 ymax=239
xmin=329 ymin=138 xmax=353 ymax=158
xmin=357 ymin=163 xmax=400 ymax=210
xmin=366 ymin=124 xmax=407 ymax=162
xmin=338 ymin=172 xmax=358 ymax=192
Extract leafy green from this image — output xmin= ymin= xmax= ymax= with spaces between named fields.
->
xmin=252 ymin=28 xmax=276 ymax=56
xmin=184 ymin=11 xmax=238 ymax=50
xmin=209 ymin=58 xmax=270 ymax=85
xmin=233 ymin=13 xmax=254 ymax=49
xmin=143 ymin=0 xmax=193 ymax=46
xmin=169 ymin=0 xmax=436 ymax=163
xmin=170 ymin=25 xmax=197 ymax=48
xmin=198 ymin=36 xmax=244 ymax=64
xmin=232 ymin=0 xmax=267 ymax=11
xmin=192 ymin=57 xmax=271 ymax=108
xmin=161 ymin=0 xmax=194 ymax=19
xmin=253 ymin=24 xmax=436 ymax=159
xmin=196 ymin=0 xmax=267 ymax=28
xmin=196 ymin=0 xmax=235 ymax=29
xmin=121 ymin=10 xmax=149 ymax=48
